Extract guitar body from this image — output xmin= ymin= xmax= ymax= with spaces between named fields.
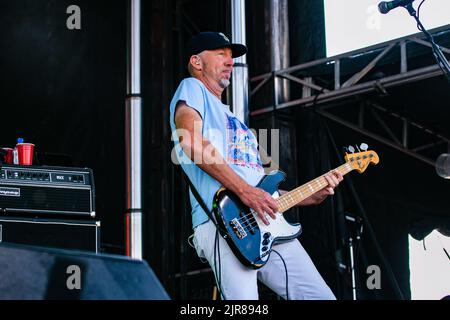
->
xmin=213 ymin=171 xmax=302 ymax=269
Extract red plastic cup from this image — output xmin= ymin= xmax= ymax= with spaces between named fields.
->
xmin=2 ymin=148 xmax=13 ymax=164
xmin=17 ymin=143 xmax=35 ymax=165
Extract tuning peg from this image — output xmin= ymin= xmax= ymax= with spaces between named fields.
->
xmin=355 ymin=145 xmax=361 ymax=152
xmin=343 ymin=146 xmax=349 ymax=154
xmin=360 ymin=143 xmax=368 ymax=151
xmin=348 ymin=146 xmax=355 ymax=153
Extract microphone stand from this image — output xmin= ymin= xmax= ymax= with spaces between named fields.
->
xmin=345 ymin=214 xmax=364 ymax=300
xmin=403 ymin=3 xmax=450 ymax=83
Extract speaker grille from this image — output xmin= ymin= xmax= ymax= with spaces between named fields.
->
xmin=0 ymin=217 xmax=99 ymax=252
xmin=0 ymin=184 xmax=91 ymax=215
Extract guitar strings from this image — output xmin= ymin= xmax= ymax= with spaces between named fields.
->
xmin=233 ymin=164 xmax=352 ymax=231
xmin=234 ymin=177 xmax=328 ymax=231
xmin=234 ymin=176 xmax=327 ymax=225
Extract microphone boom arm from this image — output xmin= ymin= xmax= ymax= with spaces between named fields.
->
xmin=403 ymin=3 xmax=450 ymax=83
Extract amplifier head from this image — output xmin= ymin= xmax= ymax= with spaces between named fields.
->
xmin=0 ymin=165 xmax=95 ymax=218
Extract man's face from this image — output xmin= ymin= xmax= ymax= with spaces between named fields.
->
xmin=199 ymin=47 xmax=234 ymax=88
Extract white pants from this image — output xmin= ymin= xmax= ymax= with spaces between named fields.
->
xmin=193 ymin=220 xmax=336 ymax=300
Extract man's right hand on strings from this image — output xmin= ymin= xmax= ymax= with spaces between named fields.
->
xmin=237 ymin=185 xmax=278 ymax=226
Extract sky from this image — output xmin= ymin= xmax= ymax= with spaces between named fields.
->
xmin=409 ymin=230 xmax=450 ymax=300
xmin=324 ymin=0 xmax=450 ymax=56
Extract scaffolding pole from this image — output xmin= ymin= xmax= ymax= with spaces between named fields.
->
xmin=125 ymin=0 xmax=143 ymax=260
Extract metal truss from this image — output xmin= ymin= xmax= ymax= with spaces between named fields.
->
xmin=316 ymin=100 xmax=449 ymax=167
xmin=249 ymin=27 xmax=450 ymax=167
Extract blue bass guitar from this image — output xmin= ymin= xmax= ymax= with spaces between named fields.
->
xmin=212 ymin=149 xmax=379 ymax=269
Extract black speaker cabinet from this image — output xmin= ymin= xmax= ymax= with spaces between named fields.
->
xmin=0 ymin=242 xmax=170 ymax=300
xmin=0 ymin=216 xmax=100 ymax=252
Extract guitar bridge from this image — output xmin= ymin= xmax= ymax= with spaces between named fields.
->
xmin=230 ymin=218 xmax=247 ymax=239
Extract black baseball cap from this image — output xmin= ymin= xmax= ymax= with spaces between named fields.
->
xmin=187 ymin=32 xmax=247 ymax=60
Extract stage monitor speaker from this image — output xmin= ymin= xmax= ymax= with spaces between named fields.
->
xmin=0 ymin=242 xmax=170 ymax=300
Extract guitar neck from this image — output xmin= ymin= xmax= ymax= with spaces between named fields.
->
xmin=276 ymin=163 xmax=353 ymax=213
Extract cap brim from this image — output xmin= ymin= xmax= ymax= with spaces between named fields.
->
xmin=229 ymin=44 xmax=247 ymax=58
xmin=207 ymin=43 xmax=247 ymax=58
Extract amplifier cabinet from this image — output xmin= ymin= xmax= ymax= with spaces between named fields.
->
xmin=0 ymin=216 xmax=100 ymax=253
xmin=0 ymin=165 xmax=95 ymax=218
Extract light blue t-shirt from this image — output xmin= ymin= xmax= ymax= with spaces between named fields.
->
xmin=170 ymin=77 xmax=265 ymax=229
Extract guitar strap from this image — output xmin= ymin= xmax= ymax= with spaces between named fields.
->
xmin=182 ymin=171 xmax=221 ymax=228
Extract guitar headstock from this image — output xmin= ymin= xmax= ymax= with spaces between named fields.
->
xmin=344 ymin=144 xmax=379 ymax=173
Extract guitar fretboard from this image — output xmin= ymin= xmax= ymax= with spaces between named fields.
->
xmin=276 ymin=163 xmax=353 ymax=213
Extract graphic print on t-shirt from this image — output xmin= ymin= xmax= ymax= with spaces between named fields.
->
xmin=225 ymin=114 xmax=263 ymax=170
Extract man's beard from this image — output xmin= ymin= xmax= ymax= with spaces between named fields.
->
xmin=219 ymin=78 xmax=230 ymax=89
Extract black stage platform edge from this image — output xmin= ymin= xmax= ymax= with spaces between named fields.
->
xmin=0 ymin=242 xmax=170 ymax=300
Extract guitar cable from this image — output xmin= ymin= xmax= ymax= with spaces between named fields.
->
xmin=271 ymin=249 xmax=289 ymax=300
xmin=213 ymin=228 xmax=227 ymax=300
xmin=187 ymin=227 xmax=227 ymax=299
xmin=181 ymin=172 xmax=228 ymax=299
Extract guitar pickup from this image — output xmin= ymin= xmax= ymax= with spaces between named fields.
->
xmin=230 ymin=218 xmax=247 ymax=239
